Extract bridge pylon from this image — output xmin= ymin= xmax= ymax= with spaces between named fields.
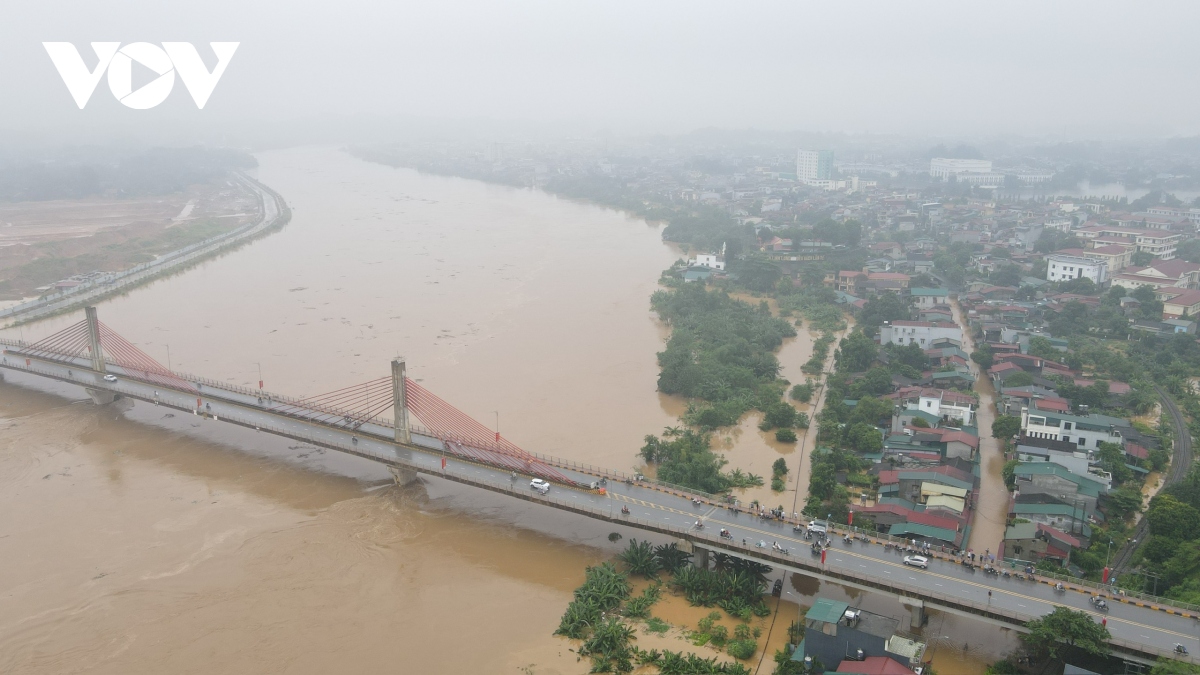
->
xmin=392 ymin=358 xmax=411 ymax=444
xmin=85 ymin=306 xmax=105 ymax=373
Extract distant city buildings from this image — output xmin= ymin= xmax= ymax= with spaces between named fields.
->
xmin=929 ymin=158 xmax=1004 ymax=187
xmin=796 ymin=149 xmax=834 ymax=183
xmin=929 ymin=158 xmax=992 ymax=179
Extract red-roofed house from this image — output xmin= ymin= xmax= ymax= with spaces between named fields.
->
xmin=830 ymin=270 xmax=866 ymax=294
xmin=1124 ymin=442 xmax=1149 ymax=461
xmin=988 ymin=361 xmax=1022 ymax=386
xmin=1158 ymin=289 xmax=1200 ymax=319
xmin=1112 ymin=258 xmax=1200 ymax=291
xmin=855 ymin=503 xmax=963 ymax=533
xmin=1031 ymin=398 xmax=1071 ymax=413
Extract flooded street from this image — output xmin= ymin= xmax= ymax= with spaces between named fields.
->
xmin=0 ymin=148 xmax=983 ymax=673
xmin=952 ymin=299 xmax=1008 ymax=553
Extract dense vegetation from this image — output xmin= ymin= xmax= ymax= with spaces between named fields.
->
xmin=1022 ymin=606 xmax=1110 ymax=661
xmin=555 ymin=539 xmax=779 ymax=673
xmin=1137 ymin=459 xmax=1200 ymax=603
xmin=653 ymin=283 xmax=796 ymax=429
xmin=639 ymin=428 xmax=763 ymax=494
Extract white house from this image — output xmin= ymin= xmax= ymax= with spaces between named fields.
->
xmin=916 ymin=389 xmax=976 ymax=426
xmin=689 ymin=243 xmax=727 ymax=271
xmin=1046 ymin=253 xmax=1107 ymax=284
xmin=878 ymin=320 xmax=963 ymax=348
xmin=1019 ymin=408 xmax=1129 ymax=450
xmin=690 ymin=253 xmax=725 ymax=271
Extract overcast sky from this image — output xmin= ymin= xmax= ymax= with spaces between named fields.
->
xmin=2 ymin=1 xmax=1198 ymax=145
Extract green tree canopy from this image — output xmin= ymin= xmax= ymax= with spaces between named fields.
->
xmin=1005 ymin=371 xmax=1034 ymax=387
xmin=1027 ymin=336 xmax=1059 ymax=359
xmin=835 ymin=330 xmax=878 ymax=373
xmin=859 ymin=292 xmax=913 ymax=336
xmin=736 ymin=254 xmax=783 ymax=293
xmin=971 ymin=344 xmax=994 ymax=369
xmin=1022 ymin=606 xmax=1111 ymax=660
xmin=1147 ymin=494 xmax=1200 ymax=541
xmin=992 ymin=415 xmax=1021 ymax=440
xmin=1150 ymin=658 xmax=1200 ymax=675
xmin=884 ymin=342 xmax=931 ymax=372
xmin=847 ymin=422 xmax=883 ymax=453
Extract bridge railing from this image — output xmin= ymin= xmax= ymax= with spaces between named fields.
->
xmin=999 ymin=556 xmax=1200 ymax=614
xmin=526 ymin=451 xmax=722 ymax=501
xmin=3 ymin=359 xmax=1200 ymax=653
xmin=9 ymin=356 xmax=1200 ymax=620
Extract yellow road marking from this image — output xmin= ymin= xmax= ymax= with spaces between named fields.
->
xmin=609 ymin=492 xmax=1195 ymax=640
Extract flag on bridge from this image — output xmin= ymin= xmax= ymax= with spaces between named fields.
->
xmin=1103 ymin=566 xmax=1110 ymax=583
xmin=441 ymin=457 xmax=446 ymax=471
xmin=821 ymin=549 xmax=826 ymax=565
xmin=848 ymin=510 xmax=853 ymax=526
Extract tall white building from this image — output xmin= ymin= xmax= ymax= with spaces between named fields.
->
xmin=796 ymin=149 xmax=834 ymax=182
xmin=1046 ymin=254 xmax=1108 ymax=284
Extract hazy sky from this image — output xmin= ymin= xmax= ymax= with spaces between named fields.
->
xmin=2 ymin=1 xmax=1198 ymax=144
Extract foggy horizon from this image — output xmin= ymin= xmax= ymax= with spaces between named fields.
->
xmin=3 ymin=1 xmax=1199 ymax=146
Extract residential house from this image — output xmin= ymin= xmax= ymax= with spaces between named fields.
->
xmin=1069 ymin=245 xmax=1133 ymax=272
xmin=909 ymin=288 xmax=950 ymax=309
xmin=878 ymin=321 xmax=963 ymax=348
xmin=1003 ymin=521 xmax=1082 ymax=565
xmin=890 ymin=387 xmax=977 ymax=426
xmin=1157 ymin=288 xmax=1200 ymax=319
xmin=1075 ymin=225 xmax=1181 ymax=259
xmin=1014 ymin=435 xmax=1091 ymax=477
xmin=1020 ymin=408 xmax=1130 ymax=451
xmin=796 ymin=598 xmax=926 ymax=673
xmin=1013 ymin=461 xmax=1108 ymax=513
xmin=1111 ymin=259 xmax=1200 ymax=292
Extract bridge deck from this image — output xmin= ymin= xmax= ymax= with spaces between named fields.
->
xmin=1 ymin=353 xmax=1196 ymax=665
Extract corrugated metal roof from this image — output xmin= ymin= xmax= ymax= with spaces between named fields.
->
xmin=921 ymin=483 xmax=968 ymax=498
xmin=805 ymin=598 xmax=850 ymax=625
xmin=924 ymin=495 xmax=965 ymax=513
xmin=888 ymin=522 xmax=958 ymax=541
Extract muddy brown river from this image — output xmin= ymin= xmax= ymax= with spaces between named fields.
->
xmin=0 ymin=147 xmax=1006 ymax=673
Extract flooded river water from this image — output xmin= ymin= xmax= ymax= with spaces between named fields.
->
xmin=0 ymin=147 xmax=1004 ymax=673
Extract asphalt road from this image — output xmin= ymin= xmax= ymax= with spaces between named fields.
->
xmin=0 ymin=174 xmax=282 ymax=325
xmin=2 ymin=354 xmax=1198 ymax=663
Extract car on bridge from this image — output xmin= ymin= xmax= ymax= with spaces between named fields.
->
xmin=102 ymin=374 xmax=117 ymax=382
xmin=807 ymin=519 xmax=828 ymax=536
xmin=530 ymin=478 xmax=550 ymax=494
xmin=903 ymin=555 xmax=929 ymax=569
